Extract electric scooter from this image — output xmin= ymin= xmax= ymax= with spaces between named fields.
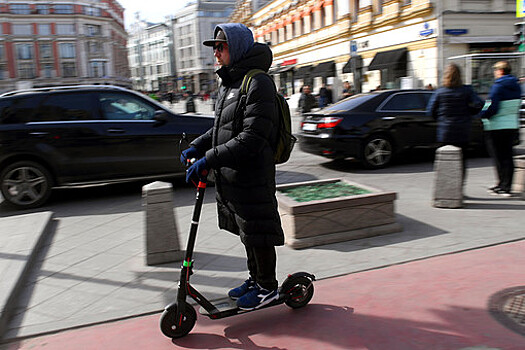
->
xmin=160 ymin=158 xmax=315 ymax=339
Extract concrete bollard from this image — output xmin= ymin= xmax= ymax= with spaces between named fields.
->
xmin=142 ymin=181 xmax=184 ymax=265
xmin=432 ymin=145 xmax=463 ymax=208
xmin=512 ymin=155 xmax=525 ymax=200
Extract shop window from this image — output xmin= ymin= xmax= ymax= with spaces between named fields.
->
xmin=61 ymin=62 xmax=76 ymax=77
xmin=41 ymin=63 xmax=54 ymax=78
xmin=18 ymin=62 xmax=35 ymax=79
xmin=90 ymin=61 xmax=106 ymax=77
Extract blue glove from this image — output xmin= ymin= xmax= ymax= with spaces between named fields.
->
xmin=186 ymin=157 xmax=209 ymax=184
xmin=180 ymin=147 xmax=200 ymax=166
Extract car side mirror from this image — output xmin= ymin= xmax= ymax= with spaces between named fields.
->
xmin=153 ymin=110 xmax=169 ymax=125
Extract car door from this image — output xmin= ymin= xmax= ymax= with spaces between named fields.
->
xmin=376 ymin=91 xmax=436 ymax=148
xmin=96 ymin=91 xmax=186 ymax=178
xmin=28 ymin=91 xmax=107 ymax=183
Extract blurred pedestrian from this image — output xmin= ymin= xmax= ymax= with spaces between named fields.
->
xmin=478 ymin=61 xmax=521 ymax=197
xmin=427 ymin=63 xmax=483 ymax=182
xmin=341 ymin=81 xmax=353 ymax=100
xmin=318 ymin=84 xmax=333 ymax=108
xmin=184 ymin=90 xmax=195 ymax=113
xmin=298 ymin=85 xmax=317 ymax=114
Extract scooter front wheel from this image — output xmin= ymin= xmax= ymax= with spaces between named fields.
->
xmin=160 ymin=302 xmax=196 ymax=338
xmin=283 ymin=275 xmax=314 ymax=309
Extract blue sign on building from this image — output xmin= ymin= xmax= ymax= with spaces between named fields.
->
xmin=419 ymin=22 xmax=434 ymax=37
xmin=445 ymin=29 xmax=468 ymax=35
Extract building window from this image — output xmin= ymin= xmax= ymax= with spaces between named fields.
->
xmin=84 ymin=6 xmax=101 ymax=16
xmin=85 ymin=24 xmax=101 ymax=36
xmin=39 ymin=43 xmax=53 ymax=59
xmin=87 ymin=41 xmax=103 ymax=55
xmin=62 ymin=62 xmax=76 ymax=77
xmin=0 ymin=45 xmax=4 ymax=60
xmin=18 ymin=62 xmax=35 ymax=79
xmin=41 ymin=63 xmax=54 ymax=78
xmin=90 ymin=61 xmax=106 ymax=77
xmin=38 ymin=24 xmax=52 ymax=36
xmin=16 ymin=44 xmax=33 ymax=60
xmin=36 ymin=4 xmax=50 ymax=14
xmin=54 ymin=4 xmax=74 ymax=14
xmin=13 ymin=24 xmax=32 ymax=36
xmin=10 ymin=4 xmax=31 ymax=14
xmin=59 ymin=43 xmax=76 ymax=58
xmin=157 ymin=65 xmax=162 ymax=74
xmin=56 ymin=24 xmax=75 ymax=35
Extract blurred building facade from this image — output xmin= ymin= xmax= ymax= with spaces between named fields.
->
xmin=127 ymin=18 xmax=174 ymax=92
xmin=0 ymin=0 xmax=129 ymax=93
xmin=171 ymin=0 xmax=236 ymax=94
xmin=235 ymin=0 xmax=518 ymax=97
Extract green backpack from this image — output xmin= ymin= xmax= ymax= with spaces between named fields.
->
xmin=236 ymin=69 xmax=297 ymax=164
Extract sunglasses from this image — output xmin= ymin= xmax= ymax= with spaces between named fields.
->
xmin=213 ymin=43 xmax=226 ymax=52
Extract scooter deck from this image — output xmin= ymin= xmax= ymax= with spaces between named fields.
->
xmin=199 ymin=295 xmax=286 ymax=318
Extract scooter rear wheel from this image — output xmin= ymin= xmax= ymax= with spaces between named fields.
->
xmin=283 ymin=276 xmax=314 ymax=309
xmin=160 ymin=302 xmax=196 ymax=338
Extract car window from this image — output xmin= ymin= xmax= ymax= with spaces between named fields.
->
xmin=1 ymin=96 xmax=43 ymax=124
xmin=99 ymin=92 xmax=156 ymax=120
xmin=34 ymin=92 xmax=95 ymax=121
xmin=379 ymin=93 xmax=429 ymax=112
xmin=324 ymin=93 xmax=376 ymax=111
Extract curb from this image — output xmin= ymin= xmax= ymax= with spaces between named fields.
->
xmin=0 ymin=212 xmax=55 ymax=341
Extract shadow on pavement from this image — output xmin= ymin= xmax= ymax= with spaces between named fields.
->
xmin=308 ymin=214 xmax=448 ymax=253
xmin=171 ymin=303 xmax=510 ymax=350
xmin=0 ymin=179 xmax=215 ymax=219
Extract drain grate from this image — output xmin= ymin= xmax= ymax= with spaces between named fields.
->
xmin=489 ymin=286 xmax=525 ymax=336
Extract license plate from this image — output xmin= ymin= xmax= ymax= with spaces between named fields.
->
xmin=302 ymin=123 xmax=317 ymax=131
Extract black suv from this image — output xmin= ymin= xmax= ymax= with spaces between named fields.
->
xmin=0 ymin=85 xmax=214 ymax=209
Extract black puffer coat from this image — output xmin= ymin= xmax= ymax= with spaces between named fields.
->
xmin=191 ymin=41 xmax=284 ymax=247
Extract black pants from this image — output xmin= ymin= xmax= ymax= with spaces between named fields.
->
xmin=486 ymin=129 xmax=516 ymax=192
xmin=245 ymin=245 xmax=277 ymax=290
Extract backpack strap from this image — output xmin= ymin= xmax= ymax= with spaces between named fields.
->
xmin=234 ymin=69 xmax=267 ymax=134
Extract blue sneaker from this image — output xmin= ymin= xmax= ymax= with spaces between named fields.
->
xmin=236 ymin=284 xmax=279 ymax=310
xmin=228 ymin=278 xmax=256 ymax=300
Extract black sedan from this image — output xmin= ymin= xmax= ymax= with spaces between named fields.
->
xmin=298 ymin=89 xmax=485 ymax=169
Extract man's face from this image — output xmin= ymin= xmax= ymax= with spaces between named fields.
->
xmin=214 ymin=42 xmax=230 ymax=66
xmin=303 ymin=86 xmax=311 ymax=94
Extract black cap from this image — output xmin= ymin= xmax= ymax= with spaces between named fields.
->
xmin=203 ymin=29 xmax=227 ymax=47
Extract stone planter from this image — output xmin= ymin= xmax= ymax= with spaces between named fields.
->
xmin=276 ymin=178 xmax=402 ymax=249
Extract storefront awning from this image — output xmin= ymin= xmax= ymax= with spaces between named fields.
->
xmin=342 ymin=56 xmax=363 ymax=73
xmin=274 ymin=65 xmax=294 ymax=74
xmin=367 ymin=48 xmax=407 ymax=71
xmin=294 ymin=65 xmax=313 ymax=78
xmin=312 ymin=61 xmax=335 ymax=76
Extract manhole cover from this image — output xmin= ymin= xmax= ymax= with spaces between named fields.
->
xmin=489 ymin=286 xmax=525 ymax=336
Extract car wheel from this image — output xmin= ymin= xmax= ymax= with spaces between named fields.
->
xmin=361 ymin=136 xmax=394 ymax=169
xmin=0 ymin=161 xmax=53 ymax=209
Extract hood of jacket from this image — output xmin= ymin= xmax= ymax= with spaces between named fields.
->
xmin=214 ymin=23 xmax=254 ymax=66
xmin=495 ymin=74 xmax=521 ymax=98
xmin=213 ymin=24 xmax=273 ymax=86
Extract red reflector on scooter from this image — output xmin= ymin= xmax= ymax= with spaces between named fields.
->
xmin=322 ymin=150 xmax=334 ymax=155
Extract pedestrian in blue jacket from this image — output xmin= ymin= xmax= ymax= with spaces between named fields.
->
xmin=427 ymin=63 xmax=483 ymax=181
xmin=478 ymin=61 xmax=521 ymax=197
